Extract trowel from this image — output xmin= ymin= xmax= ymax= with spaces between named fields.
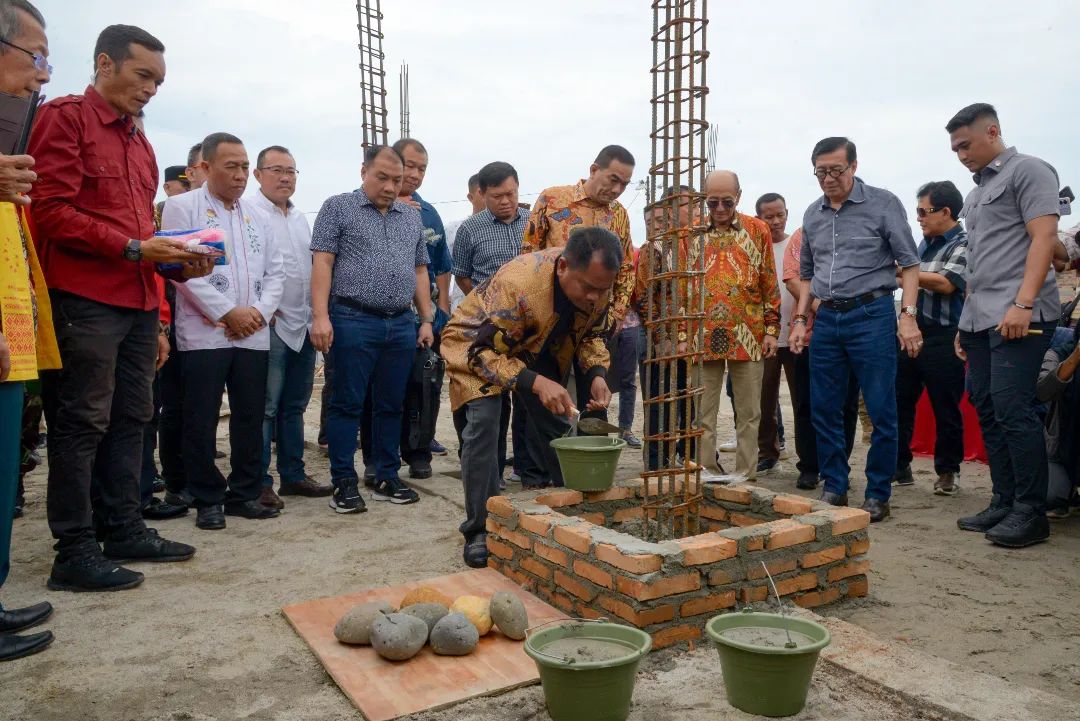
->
xmin=563 ymin=408 xmax=622 ymax=436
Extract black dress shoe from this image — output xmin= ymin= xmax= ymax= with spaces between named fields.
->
xmin=861 ymin=497 xmax=891 ymax=522
xmin=957 ymin=495 xmax=1011 ymax=532
xmin=820 ymin=490 xmax=849 ymax=506
xmin=224 ymin=499 xmax=281 ymax=520
xmin=141 ymin=497 xmax=190 ymax=520
xmin=196 ymin=505 xmax=226 ymax=530
xmin=463 ymin=533 xmax=488 ymax=569
xmin=985 ymin=507 xmax=1050 ymax=548
xmin=164 ymin=490 xmax=193 ymax=508
xmin=409 ymin=461 xmax=433 ymax=480
xmin=0 ymin=601 xmax=53 ymax=633
xmin=47 ymin=554 xmax=144 ymax=592
xmin=0 ymin=630 xmax=53 ymax=662
xmin=152 ymin=476 xmax=166 ymax=494
xmin=796 ymin=473 xmax=819 ymax=490
xmin=103 ymin=530 xmax=196 ymax=563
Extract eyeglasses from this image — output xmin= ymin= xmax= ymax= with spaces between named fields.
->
xmin=258 ymin=166 xmax=299 ymax=176
xmin=813 ymin=165 xmax=850 ymax=180
xmin=0 ymin=37 xmax=52 ymax=75
xmin=915 ymin=206 xmax=943 ymax=219
xmin=706 ymin=197 xmax=736 ymax=210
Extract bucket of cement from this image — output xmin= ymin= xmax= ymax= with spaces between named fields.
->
xmin=524 ymin=619 xmax=651 ymax=721
xmin=705 ymin=611 xmax=830 ymax=717
xmin=548 ymin=436 xmax=626 ymax=491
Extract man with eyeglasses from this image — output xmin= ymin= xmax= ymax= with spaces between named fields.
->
xmin=894 ymin=181 xmax=968 ymax=497
xmin=789 ymin=137 xmax=921 ymax=523
xmin=251 ymin=145 xmax=332 ymax=509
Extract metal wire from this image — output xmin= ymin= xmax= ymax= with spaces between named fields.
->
xmin=356 ymin=0 xmax=389 ymax=149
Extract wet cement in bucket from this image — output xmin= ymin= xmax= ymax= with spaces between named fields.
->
xmin=720 ymin=626 xmax=817 ymax=649
xmin=539 ymin=637 xmax=637 ymax=664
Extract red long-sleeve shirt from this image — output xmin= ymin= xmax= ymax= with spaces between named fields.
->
xmin=28 ymin=85 xmax=160 ymax=311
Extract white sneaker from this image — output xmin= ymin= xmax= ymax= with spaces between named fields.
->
xmin=778 ymin=443 xmax=792 ymax=460
xmin=719 ymin=438 xmax=737 ymax=453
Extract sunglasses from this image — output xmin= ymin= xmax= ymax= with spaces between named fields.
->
xmin=706 ymin=197 xmax=736 ymax=210
xmin=915 ymin=206 xmax=943 ymax=219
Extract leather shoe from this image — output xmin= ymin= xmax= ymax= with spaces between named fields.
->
xmin=103 ymin=530 xmax=196 ymax=563
xmin=0 ymin=630 xmax=53 ymax=662
xmin=196 ymin=505 xmax=226 ymax=530
xmin=463 ymin=533 xmax=489 ymax=569
xmin=141 ymin=497 xmax=189 ymax=520
xmin=985 ymin=506 xmax=1050 ymax=548
xmin=861 ymin=497 xmax=890 ymax=522
xmin=259 ymin=486 xmax=285 ymax=509
xmin=957 ymin=495 xmax=1011 ymax=533
xmin=224 ymin=499 xmax=281 ymax=520
xmin=164 ymin=490 xmax=193 ymax=507
xmin=796 ymin=473 xmax=819 ymax=490
xmin=409 ymin=461 xmax=433 ymax=480
xmin=0 ymin=601 xmax=53 ymax=633
xmin=819 ymin=490 xmax=848 ymax=507
xmin=279 ymin=476 xmax=334 ymax=498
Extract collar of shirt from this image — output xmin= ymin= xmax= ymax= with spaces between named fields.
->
xmin=483 ymin=207 xmax=528 ymax=226
xmin=708 ymin=213 xmax=744 ymax=234
xmin=818 ymin=177 xmax=867 ymax=210
xmin=552 ymin=253 xmax=577 ymax=317
xmin=354 ymin=187 xmax=405 ymax=214
xmin=571 ymin=179 xmax=613 ymax=210
xmin=251 ymin=188 xmax=296 ymax=217
xmin=84 ymin=85 xmax=128 ymax=130
xmin=972 ymin=146 xmax=1019 ymax=185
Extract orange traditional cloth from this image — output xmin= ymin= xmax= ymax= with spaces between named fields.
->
xmin=634 ymin=227 xmax=693 ymax=345
xmin=442 ymin=249 xmax=610 ymax=412
xmin=0 ymin=203 xmax=60 ymax=380
xmin=699 ymin=212 xmax=781 ymax=362
xmin=521 ymin=180 xmax=634 ymax=330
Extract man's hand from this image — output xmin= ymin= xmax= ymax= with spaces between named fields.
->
xmin=0 ymin=332 xmax=10 ymax=381
xmin=221 ymin=307 xmax=264 ymax=340
xmin=156 ymin=334 xmax=170 ymax=370
xmin=311 ymin=315 xmax=333 ymax=353
xmin=532 ymin=375 xmax=574 ymax=416
xmin=789 ymin=324 xmax=807 ymax=354
xmin=0 ymin=154 xmax=36 ymax=206
xmin=586 ymin=376 xmax=612 ymax=411
xmin=898 ymin=314 xmax=923 ymax=358
xmin=762 ymin=335 xmax=778 ymax=359
xmin=996 ymin=305 xmax=1032 ymax=340
xmin=954 ymin=332 xmax=966 ymax=362
xmin=400 ymin=196 xmax=421 ymax=210
xmin=140 ymin=236 xmax=221 ymax=264
xmin=417 ymin=321 xmax=434 ymax=348
xmin=180 ymin=257 xmax=216 ymax=279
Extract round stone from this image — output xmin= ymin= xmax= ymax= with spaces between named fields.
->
xmin=370 ymin=613 xmax=429 ymax=661
xmin=333 ymin=601 xmax=394 ymax=645
xmin=489 ymin=591 xmax=529 ymax=640
xmin=400 ymin=603 xmax=449 ymax=635
xmin=430 ymin=612 xmax=480 ymax=656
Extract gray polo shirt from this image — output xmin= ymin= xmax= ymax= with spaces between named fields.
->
xmin=959 ymin=147 xmax=1061 ymax=333
xmin=800 ymin=178 xmax=920 ymax=300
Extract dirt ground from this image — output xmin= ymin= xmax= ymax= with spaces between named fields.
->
xmin=4 ymin=380 xmax=1080 ymax=720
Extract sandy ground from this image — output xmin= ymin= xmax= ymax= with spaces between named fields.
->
xmin=4 ymin=379 xmax=1080 ymax=720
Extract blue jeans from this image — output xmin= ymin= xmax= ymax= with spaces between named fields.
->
xmin=263 ymin=330 xmax=316 ymax=487
xmin=326 ymin=307 xmax=415 ymax=488
xmin=810 ymin=294 xmax=898 ymax=501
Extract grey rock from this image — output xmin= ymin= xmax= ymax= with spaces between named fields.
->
xmin=333 ymin=600 xmax=394 ymax=645
xmin=429 ymin=612 xmax=480 ymax=656
xmin=489 ymin=591 xmax=529 ymax=640
xmin=370 ymin=613 xmax=429 ymax=661
xmin=401 ymin=602 xmax=449 ymax=635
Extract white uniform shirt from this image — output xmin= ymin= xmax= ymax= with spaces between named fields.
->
xmin=771 ymin=235 xmax=795 ymax=348
xmin=249 ymin=190 xmax=312 ymax=351
xmin=162 ymin=185 xmax=285 ymax=352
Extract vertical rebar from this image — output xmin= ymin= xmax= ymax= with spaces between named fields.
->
xmin=399 ymin=62 xmax=410 ymax=138
xmin=356 ymin=0 xmax=389 ymax=148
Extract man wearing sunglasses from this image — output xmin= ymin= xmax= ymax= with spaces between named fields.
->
xmin=790 ymin=137 xmax=921 ymax=523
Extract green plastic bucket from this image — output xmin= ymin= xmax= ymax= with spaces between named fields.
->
xmin=705 ymin=611 xmax=830 ymax=717
xmin=524 ymin=620 xmax=651 ymax=721
xmin=548 ymin=436 xmax=626 ymax=491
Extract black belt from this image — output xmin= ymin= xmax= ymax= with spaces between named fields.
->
xmin=333 ymin=296 xmax=411 ymax=318
xmin=819 ymin=288 xmax=892 ymax=313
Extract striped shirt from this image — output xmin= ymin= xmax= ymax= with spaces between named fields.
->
xmin=451 ymin=207 xmax=528 ymax=285
xmin=916 ymin=224 xmax=968 ymax=328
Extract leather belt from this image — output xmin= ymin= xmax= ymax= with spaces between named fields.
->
xmin=333 ymin=296 xmax=411 ymax=318
xmin=819 ymin=288 xmax=892 ymax=313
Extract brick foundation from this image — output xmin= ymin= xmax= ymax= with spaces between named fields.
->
xmin=486 ymin=480 xmax=870 ymax=649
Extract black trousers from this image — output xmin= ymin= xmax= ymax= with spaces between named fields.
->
xmin=318 ymin=350 xmax=333 ymax=446
xmin=793 ymin=346 xmax=858 ymax=476
xmin=43 ymin=291 xmax=156 ymax=557
xmin=896 ymin=326 xmax=966 ymax=474
xmin=642 ymin=360 xmax=691 ymax=471
xmin=158 ymin=328 xmax=185 ymax=493
xmin=179 ymin=348 xmax=268 ymax=507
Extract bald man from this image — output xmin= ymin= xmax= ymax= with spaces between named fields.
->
xmin=696 ymin=171 xmax=781 ymax=480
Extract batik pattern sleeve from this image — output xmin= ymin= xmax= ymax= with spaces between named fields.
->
xmin=607 ymin=203 xmax=635 ymax=326
xmin=782 ymin=228 xmax=802 ymax=282
xmin=521 ymin=191 xmax=550 ymax=254
xmin=465 ymin=273 xmax=535 ymax=394
xmin=576 ymin=311 xmax=611 ymax=385
xmin=760 ymin=230 xmax=782 ymax=337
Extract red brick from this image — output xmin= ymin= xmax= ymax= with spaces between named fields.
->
xmin=824 ymin=507 xmax=871 ymax=535
xmin=711 ymin=484 xmax=752 ymax=504
xmin=827 ymin=560 xmax=870 ymax=582
xmin=774 ymin=573 xmax=819 ymax=596
xmin=700 ymin=504 xmax=729 ymax=521
xmin=616 ymin=572 xmax=700 ymax=601
xmin=793 ymin=587 xmax=842 ymax=608
xmin=595 ymin=543 xmax=663 ymax=574
xmin=585 ymin=486 xmax=636 ymax=502
xmin=675 ymin=534 xmax=738 ymax=566
xmin=535 ymin=489 xmax=584 ymax=508
xmin=518 ymin=513 xmax=557 ymax=536
xmin=487 ymin=558 xmax=501 ymax=572
xmin=651 ymin=624 xmax=701 ymax=650
xmin=555 ymin=570 xmax=599 ymax=601
xmin=486 ymin=495 xmax=515 ymax=518
xmin=766 ymin=519 xmax=816 ymax=549
xmin=520 ymin=556 xmax=554 ymax=582
xmin=746 ymin=558 xmax=797 ymax=580
xmin=773 ymin=495 xmax=813 ymax=515
xmin=597 ymin=595 xmax=675 ymax=626
xmin=501 ymin=566 xmax=532 ymax=589
xmin=613 ymin=507 xmax=644 ymax=522
xmin=708 ymin=569 xmax=737 ymax=585
xmin=486 ymin=518 xmax=532 ymax=549
xmin=680 ymin=591 xmax=737 ymax=617
xmin=746 ymin=535 xmax=765 ymax=551
xmin=573 ymin=559 xmax=613 ymax=589
xmin=846 ymin=576 xmax=869 ymax=598
xmin=533 ymin=542 xmax=570 ymax=568
xmin=553 ymin=524 xmax=593 ymax=554
xmin=848 ymin=537 xmax=870 ymax=556
xmin=801 ymin=545 xmax=846 ymax=568
xmin=580 ymin=512 xmax=606 ymax=525
xmin=643 ymin=477 xmax=686 ymax=496
xmin=486 ymin=537 xmax=515 ymax=561
xmin=577 ymin=605 xmax=606 ymax=621
xmin=739 ymin=585 xmax=768 ymax=603
xmin=551 ymin=592 xmax=575 ymax=613
xmin=730 ymin=513 xmax=765 ymax=527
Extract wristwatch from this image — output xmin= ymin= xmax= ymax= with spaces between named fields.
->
xmin=122 ymin=238 xmax=143 ymax=262
xmin=900 ymin=305 xmax=917 ymax=319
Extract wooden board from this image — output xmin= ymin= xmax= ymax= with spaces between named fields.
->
xmin=282 ymin=568 xmax=568 ymax=721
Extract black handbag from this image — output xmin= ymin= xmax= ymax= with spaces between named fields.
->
xmin=404 ymin=346 xmax=445 ymax=451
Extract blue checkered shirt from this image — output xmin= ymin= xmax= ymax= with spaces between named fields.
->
xmin=451 ymin=207 xmax=528 ymax=285
xmin=916 ymin=224 xmax=968 ymax=327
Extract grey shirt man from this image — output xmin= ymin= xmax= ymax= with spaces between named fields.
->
xmin=800 ymin=178 xmax=920 ymax=299
xmin=959 ymin=147 xmax=1061 ymax=333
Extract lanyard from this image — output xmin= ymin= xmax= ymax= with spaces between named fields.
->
xmin=205 ymin=189 xmax=253 ymax=308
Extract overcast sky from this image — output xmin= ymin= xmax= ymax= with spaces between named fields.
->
xmin=34 ymin=0 xmax=1080 ymax=244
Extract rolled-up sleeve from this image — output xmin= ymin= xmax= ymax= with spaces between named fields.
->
xmin=883 ymin=194 xmax=920 ymax=268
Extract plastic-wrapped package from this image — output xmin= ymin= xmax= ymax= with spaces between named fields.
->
xmin=155 ymin=228 xmax=227 ymax=271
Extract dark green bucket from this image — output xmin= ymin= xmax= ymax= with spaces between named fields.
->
xmin=524 ymin=620 xmax=651 ymax=721
xmin=705 ymin=611 xmax=831 ymax=717
xmin=548 ymin=436 xmax=626 ymax=492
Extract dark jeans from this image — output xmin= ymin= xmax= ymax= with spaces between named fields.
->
xmin=642 ymin=360 xmax=690 ymax=471
xmin=158 ymin=331 xmax=185 ymax=494
xmin=44 ymin=291 xmax=155 ymax=557
xmin=608 ymin=326 xmax=639 ymax=430
xmin=794 ymin=347 xmax=857 ymax=475
xmin=318 ymin=350 xmax=333 ymax=446
xmin=758 ymin=348 xmax=797 ymax=462
xmin=960 ymin=325 xmax=1055 ymax=513
xmin=326 ymin=307 xmax=415 ymax=488
xmin=263 ymin=331 xmax=316 ymax=487
xmin=896 ymin=325 xmax=965 ymax=474
xmin=180 ymin=348 xmax=268 ymax=507
xmin=1 ymin=381 xmax=23 ymax=588
xmin=810 ymin=295 xmax=898 ymax=501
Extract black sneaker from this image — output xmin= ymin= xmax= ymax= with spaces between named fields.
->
xmin=985 ymin=507 xmax=1050 ymax=548
xmin=796 ymin=473 xmax=819 ymax=490
xmin=463 ymin=533 xmax=488 ymax=568
xmin=103 ymin=529 xmax=196 ymax=563
xmin=957 ymin=495 xmax=1011 ymax=533
xmin=48 ymin=553 xmax=145 ymax=592
xmin=892 ymin=465 xmax=915 ymax=486
xmin=409 ymin=460 xmax=432 ymax=479
xmin=363 ymin=466 xmax=376 ymax=489
xmin=372 ymin=477 xmax=420 ymax=505
xmin=756 ymin=458 xmax=780 ymax=475
xmin=330 ymin=485 xmax=367 ymax=514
